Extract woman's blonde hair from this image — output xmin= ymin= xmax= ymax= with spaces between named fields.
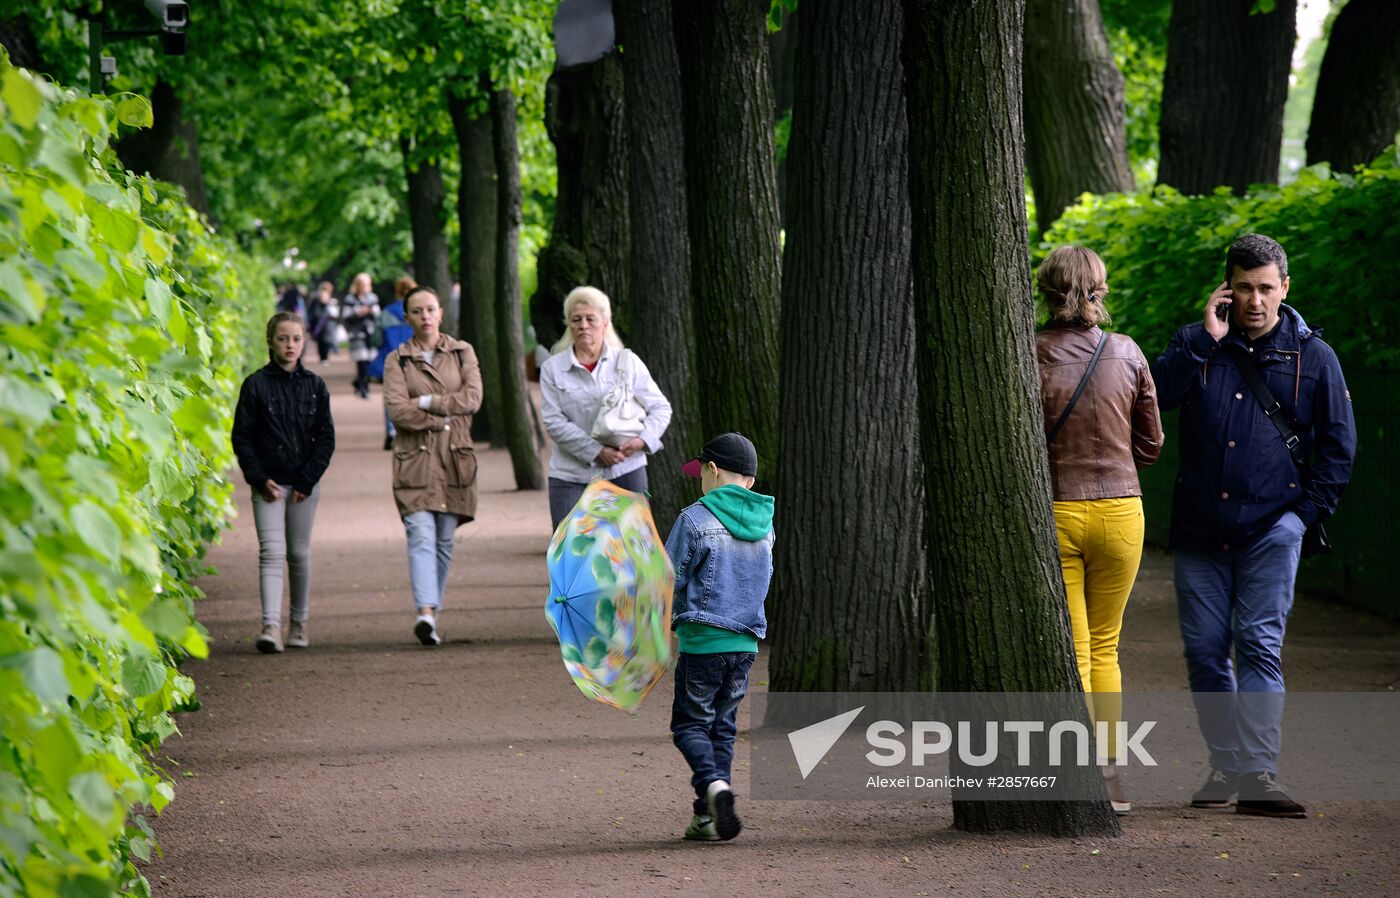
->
xmin=551 ymin=286 xmax=624 ymax=353
xmin=1036 ymin=245 xmax=1111 ymax=327
xmin=394 ymin=275 xmax=418 ymax=299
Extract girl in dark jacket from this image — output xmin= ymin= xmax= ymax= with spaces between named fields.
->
xmin=231 ymin=312 xmax=337 ymax=653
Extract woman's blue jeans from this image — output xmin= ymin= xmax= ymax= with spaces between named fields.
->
xmin=404 ymin=511 xmax=456 ymax=609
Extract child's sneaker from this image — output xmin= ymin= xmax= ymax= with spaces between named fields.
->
xmin=414 ymin=614 xmax=441 ymax=646
xmin=683 ymin=814 xmax=720 ymax=841
xmin=706 ymin=780 xmax=741 ymax=841
xmin=256 ymin=624 xmax=283 ymax=654
xmin=286 ymin=621 xmax=309 ymax=648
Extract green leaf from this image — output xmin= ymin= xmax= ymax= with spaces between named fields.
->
xmin=71 ymin=502 xmax=122 ymax=559
xmin=2 ymin=66 xmax=43 ymax=129
xmin=5 ymin=648 xmax=70 ymax=706
xmin=121 ymin=651 xmax=166 ymax=698
xmin=90 ymin=201 xmax=141 ymax=254
xmin=69 ymin=771 xmax=117 ymax=825
xmin=58 ymin=874 xmax=113 ymax=898
xmin=113 ymin=93 xmax=154 ymax=128
xmin=145 ymin=277 xmax=172 ymax=325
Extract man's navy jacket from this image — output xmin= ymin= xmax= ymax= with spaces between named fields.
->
xmin=1150 ymin=304 xmax=1356 ymax=553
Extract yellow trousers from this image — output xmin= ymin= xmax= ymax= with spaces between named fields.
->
xmin=1053 ymin=497 xmax=1145 ymax=761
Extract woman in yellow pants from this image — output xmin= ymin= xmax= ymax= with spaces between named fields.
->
xmin=1035 ymin=246 xmax=1163 ymax=814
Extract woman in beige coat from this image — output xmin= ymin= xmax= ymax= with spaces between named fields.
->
xmin=383 ymin=287 xmax=483 ymax=646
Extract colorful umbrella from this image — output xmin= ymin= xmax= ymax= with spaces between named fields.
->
xmin=545 ymin=480 xmax=674 ymax=712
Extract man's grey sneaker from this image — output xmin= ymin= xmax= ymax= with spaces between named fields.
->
xmin=1190 ymin=767 xmax=1238 ymax=808
xmin=683 ymin=814 xmax=720 ymax=841
xmin=1236 ymin=771 xmax=1307 ymax=818
xmin=706 ymin=780 xmax=742 ymax=841
xmin=414 ymin=614 xmax=442 ymax=646
xmin=256 ymin=624 xmax=283 ymax=654
xmin=286 ymin=621 xmax=309 ymax=648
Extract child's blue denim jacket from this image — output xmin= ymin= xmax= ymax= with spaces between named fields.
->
xmin=665 ymin=487 xmax=775 ymax=640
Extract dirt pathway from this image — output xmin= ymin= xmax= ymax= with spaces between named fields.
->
xmin=147 ymin=357 xmax=1400 ymax=897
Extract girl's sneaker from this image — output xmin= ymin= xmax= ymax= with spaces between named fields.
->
xmin=256 ymin=624 xmax=283 ymax=654
xmin=286 ymin=621 xmax=309 ymax=648
xmin=683 ymin=815 xmax=720 ymax=841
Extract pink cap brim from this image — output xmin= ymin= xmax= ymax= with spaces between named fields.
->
xmin=681 ymin=458 xmax=702 ymax=478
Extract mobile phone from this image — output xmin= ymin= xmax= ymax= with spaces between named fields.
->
xmin=1215 ymin=297 xmax=1232 ymax=322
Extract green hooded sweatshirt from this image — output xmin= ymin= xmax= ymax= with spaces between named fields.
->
xmin=698 ymin=483 xmax=775 ymax=541
xmin=676 ymin=484 xmax=775 ymax=654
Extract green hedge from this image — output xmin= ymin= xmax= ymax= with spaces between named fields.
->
xmin=1039 ymin=153 xmax=1400 ymax=616
xmin=1037 ymin=150 xmax=1400 ymax=370
xmin=0 ymin=58 xmax=266 ymax=896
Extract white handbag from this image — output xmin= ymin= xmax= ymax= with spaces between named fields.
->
xmin=590 ymin=349 xmax=647 ymax=446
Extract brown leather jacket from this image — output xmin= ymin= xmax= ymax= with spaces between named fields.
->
xmin=383 ymin=335 xmax=483 ymax=523
xmin=1036 ymin=325 xmax=1163 ymax=501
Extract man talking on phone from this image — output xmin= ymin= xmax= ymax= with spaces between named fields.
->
xmin=1150 ymin=234 xmax=1355 ymax=818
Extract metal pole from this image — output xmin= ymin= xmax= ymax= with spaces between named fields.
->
xmin=88 ymin=20 xmax=103 ymax=94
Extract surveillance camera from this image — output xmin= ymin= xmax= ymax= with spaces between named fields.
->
xmin=145 ymin=0 xmax=188 ymax=29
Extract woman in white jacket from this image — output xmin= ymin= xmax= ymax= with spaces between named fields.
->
xmin=539 ymin=286 xmax=673 ymax=529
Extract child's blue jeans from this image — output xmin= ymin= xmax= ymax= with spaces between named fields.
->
xmin=671 ymin=651 xmax=756 ymax=815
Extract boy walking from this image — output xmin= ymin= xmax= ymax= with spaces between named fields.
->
xmin=666 ymin=433 xmax=775 ymax=842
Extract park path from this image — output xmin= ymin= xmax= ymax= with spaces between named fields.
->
xmin=146 ymin=356 xmax=1400 ymax=898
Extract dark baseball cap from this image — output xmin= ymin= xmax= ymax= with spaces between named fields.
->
xmin=681 ymin=432 xmax=758 ymax=478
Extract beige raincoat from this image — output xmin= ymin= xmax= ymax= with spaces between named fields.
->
xmin=383 ymin=335 xmax=483 ymax=523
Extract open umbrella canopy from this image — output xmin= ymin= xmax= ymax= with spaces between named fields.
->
xmin=545 ymin=481 xmax=674 ymax=712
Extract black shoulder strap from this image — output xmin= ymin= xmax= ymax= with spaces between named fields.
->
xmin=1047 ymin=330 xmax=1107 ymax=444
xmin=1223 ymin=344 xmax=1307 ymax=471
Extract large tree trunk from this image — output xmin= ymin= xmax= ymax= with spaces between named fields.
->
xmin=115 ymin=79 xmax=209 ymax=216
xmin=1157 ymin=0 xmax=1296 ymax=195
xmin=447 ymin=85 xmax=501 ymax=445
xmin=0 ymin=17 xmax=42 ymax=71
xmin=401 ymin=138 xmax=455 ymax=334
xmin=614 ymin=0 xmax=701 ymax=528
xmin=529 ymin=52 xmax=630 ymax=351
xmin=671 ymin=0 xmax=782 ymax=482
xmin=1305 ymin=0 xmax=1400 ymax=171
xmin=770 ymin=0 xmax=929 ymax=693
xmin=491 ymin=87 xmax=547 ymax=491
xmin=902 ymin=0 xmax=1120 ymax=836
xmin=1023 ymin=0 xmax=1135 ymax=233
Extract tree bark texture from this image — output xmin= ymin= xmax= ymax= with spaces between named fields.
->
xmin=401 ymin=140 xmax=455 ymax=335
xmin=1157 ymin=0 xmax=1296 ymax=195
xmin=1023 ymin=0 xmax=1135 ymax=233
xmin=614 ymin=0 xmax=701 ymax=528
xmin=448 ymin=86 xmax=501 ymax=444
xmin=491 ymin=87 xmax=547 ymax=491
xmin=671 ymin=0 xmax=782 ymax=482
xmin=0 ymin=17 xmax=42 ymax=71
xmin=1305 ymin=0 xmax=1400 ymax=171
xmin=115 ymin=79 xmax=210 ymax=216
xmin=903 ymin=0 xmax=1119 ymax=836
xmin=768 ymin=0 xmax=929 ymax=693
xmin=530 ymin=52 xmax=630 ymax=351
